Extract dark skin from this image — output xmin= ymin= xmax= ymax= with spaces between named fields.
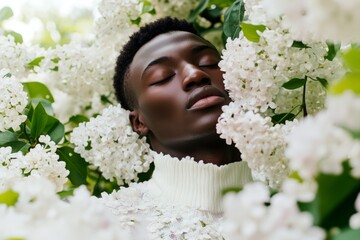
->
xmin=127 ymin=31 xmax=241 ymax=166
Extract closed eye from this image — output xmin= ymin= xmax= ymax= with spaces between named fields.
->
xmin=199 ymin=62 xmax=219 ymax=68
xmin=149 ymin=74 xmax=175 ymax=86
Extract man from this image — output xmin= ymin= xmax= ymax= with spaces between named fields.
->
xmin=105 ymin=17 xmax=252 ymax=239
xmin=114 ymin=17 xmax=242 ymax=166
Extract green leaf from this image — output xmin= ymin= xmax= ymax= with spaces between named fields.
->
xmin=50 ymin=58 xmax=59 ymax=71
xmin=141 ymin=0 xmax=156 ymax=15
xmin=240 ymin=22 xmax=266 ymax=43
xmin=57 ymin=147 xmax=88 ymax=186
xmin=26 ymin=56 xmax=45 ymax=71
xmin=6 ymin=141 xmax=30 ymax=153
xmin=282 ymin=78 xmax=306 ymax=90
xmin=343 ymin=47 xmax=360 ymax=72
xmin=57 ymin=188 xmax=75 ymax=198
xmin=0 ymin=131 xmax=17 ymax=145
xmin=315 ymin=77 xmax=329 ymax=88
xmin=223 ymin=0 xmax=245 ymax=40
xmin=137 ymin=162 xmax=154 ymax=183
xmin=4 ymin=31 xmax=23 ymax=44
xmin=341 ymin=126 xmax=360 ymax=140
xmin=30 ymin=98 xmax=54 ymax=116
xmin=200 ymin=220 xmax=207 ymax=227
xmin=271 ymin=113 xmax=296 ymax=125
xmin=0 ymin=7 xmax=13 ymax=22
xmin=209 ymin=0 xmax=234 ymax=8
xmin=299 ymin=162 xmax=360 ymax=229
xmin=69 ymin=115 xmax=89 ymax=124
xmin=42 ymin=116 xmax=64 ymax=144
xmin=325 ymin=42 xmax=340 ymax=61
xmin=222 ymin=186 xmax=242 ymax=195
xmin=68 ymin=114 xmax=89 ymax=128
xmin=331 ymin=229 xmax=360 ymax=240
xmin=100 ymin=95 xmax=113 ymax=105
xmin=0 ymin=189 xmax=19 ymax=206
xmin=30 ymin=103 xmax=49 ymax=139
xmin=2 ymin=72 xmax=11 ymax=78
xmin=0 ymin=131 xmax=30 ymax=153
xmin=188 ymin=0 xmax=209 ymax=22
xmin=22 ymin=82 xmax=54 ymax=103
xmin=291 ymin=41 xmax=310 ymax=49
xmin=289 ymin=171 xmax=303 ymax=183
xmin=329 ymin=72 xmax=360 ymax=95
xmin=130 ymin=17 xmax=141 ymax=25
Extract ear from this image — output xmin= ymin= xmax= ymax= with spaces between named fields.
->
xmin=129 ymin=110 xmax=149 ymax=136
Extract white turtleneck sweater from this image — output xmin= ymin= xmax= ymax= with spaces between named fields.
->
xmin=101 ymin=153 xmax=253 ymax=239
xmin=147 ymin=153 xmax=252 ymax=213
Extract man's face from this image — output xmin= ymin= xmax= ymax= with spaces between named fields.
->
xmin=127 ymin=31 xmax=230 ymax=149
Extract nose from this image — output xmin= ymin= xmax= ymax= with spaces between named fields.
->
xmin=182 ymin=64 xmax=211 ymax=91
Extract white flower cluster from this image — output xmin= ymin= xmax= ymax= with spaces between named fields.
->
xmin=39 ymin=43 xmax=116 ymax=119
xmin=150 ymin=0 xmax=199 ymax=19
xmin=95 ymin=0 xmax=147 ymax=52
xmin=286 ymin=91 xmax=360 ymax=186
xmin=350 ymin=193 xmax=360 ymax=229
xmin=70 ymin=105 xmax=153 ymax=185
xmin=101 ymin=183 xmax=224 ymax=240
xmin=262 ymin=0 xmax=360 ymax=43
xmin=0 ymin=135 xmax=69 ymax=192
xmin=0 ymin=69 xmax=28 ymax=132
xmin=0 ymin=35 xmax=42 ymax=79
xmin=217 ymin=0 xmax=344 ymax=189
xmin=0 ymin=176 xmax=130 ymax=240
xmin=222 ymin=182 xmax=325 ymax=240
xmin=0 ymin=147 xmax=23 ymax=190
xmin=220 ymin=0 xmax=344 ymax=113
xmin=217 ymin=102 xmax=296 ymax=189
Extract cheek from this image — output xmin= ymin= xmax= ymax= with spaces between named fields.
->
xmin=211 ymin=70 xmax=225 ymax=89
xmin=138 ymin=87 xmax=185 ymax=128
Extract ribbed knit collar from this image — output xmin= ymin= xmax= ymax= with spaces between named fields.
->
xmin=146 ymin=153 xmax=253 ymax=214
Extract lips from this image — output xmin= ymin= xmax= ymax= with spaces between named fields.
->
xmin=186 ymin=86 xmax=227 ymax=110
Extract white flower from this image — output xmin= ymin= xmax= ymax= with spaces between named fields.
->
xmin=220 ymin=0 xmax=344 ymax=114
xmin=219 ymin=25 xmax=343 ymax=114
xmin=223 ymin=182 xmax=325 ymax=240
xmin=281 ymin=178 xmax=317 ymax=202
xmin=262 ymin=0 xmax=360 ymax=43
xmin=101 ymin=182 xmax=224 ymax=240
xmin=0 ymin=147 xmax=24 ymax=191
xmin=0 ymin=36 xmax=43 ymax=78
xmin=0 ymin=177 xmax=130 ymax=240
xmin=150 ymin=0 xmax=199 ymax=19
xmin=326 ymin=91 xmax=360 ymax=131
xmin=217 ymin=102 xmax=296 ymax=189
xmin=70 ymin=105 xmax=153 ymax=185
xmin=0 ymin=69 xmax=28 ymax=132
xmin=39 ymin=43 xmax=116 ymax=120
xmin=95 ymin=0 xmax=145 ymax=52
xmin=286 ymin=92 xmax=360 ymax=181
xmin=0 ymin=136 xmax=69 ymax=192
xmin=350 ymin=193 xmax=360 ymax=229
xmin=22 ymin=135 xmax=69 ymax=192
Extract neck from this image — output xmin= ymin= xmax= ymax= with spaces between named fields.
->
xmin=150 ymin=137 xmax=241 ymax=166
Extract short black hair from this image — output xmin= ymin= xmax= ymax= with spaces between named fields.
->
xmin=113 ymin=17 xmax=199 ymax=110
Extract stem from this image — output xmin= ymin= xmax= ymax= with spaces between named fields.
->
xmin=92 ymin=171 xmax=102 ymax=196
xmin=276 ymin=104 xmax=302 ymax=124
xmin=302 ymin=76 xmax=308 ymax=117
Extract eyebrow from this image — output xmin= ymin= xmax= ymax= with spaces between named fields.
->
xmin=191 ymin=44 xmax=218 ymax=54
xmin=142 ymin=56 xmax=170 ymax=80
